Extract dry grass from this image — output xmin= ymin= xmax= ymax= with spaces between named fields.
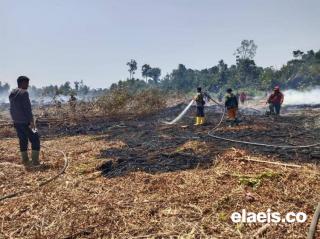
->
xmin=96 ymin=88 xmax=166 ymax=116
xmin=1 ymin=142 xmax=319 ymax=238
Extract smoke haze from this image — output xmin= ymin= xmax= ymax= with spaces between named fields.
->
xmin=1 ymin=87 xmax=320 ymax=106
xmin=283 ymin=87 xmax=320 ymax=105
xmin=0 ymin=94 xmax=8 ymax=104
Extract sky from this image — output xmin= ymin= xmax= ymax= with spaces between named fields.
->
xmin=0 ymin=0 xmax=319 ymax=89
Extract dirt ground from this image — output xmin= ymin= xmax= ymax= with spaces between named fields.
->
xmin=0 ymin=103 xmax=320 ymax=238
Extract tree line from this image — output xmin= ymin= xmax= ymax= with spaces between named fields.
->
xmin=119 ymin=40 xmax=320 ymax=95
xmin=0 ymin=80 xmax=105 ymax=99
xmin=1 ymin=40 xmax=319 ymax=99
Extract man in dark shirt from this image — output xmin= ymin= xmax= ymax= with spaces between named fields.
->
xmin=9 ymin=76 xmax=40 ymax=168
xmin=225 ymin=88 xmax=239 ymax=126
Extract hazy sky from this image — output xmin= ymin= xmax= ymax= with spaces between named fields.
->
xmin=1 ymin=0 xmax=319 ymax=88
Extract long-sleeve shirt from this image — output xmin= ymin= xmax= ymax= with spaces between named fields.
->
xmin=225 ymin=93 xmax=238 ymax=109
xmin=9 ymin=88 xmax=33 ymax=124
xmin=194 ymin=92 xmax=205 ymax=107
xmin=268 ymin=91 xmax=284 ymax=105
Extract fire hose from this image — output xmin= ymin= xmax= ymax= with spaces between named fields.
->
xmin=162 ymin=95 xmax=320 ymax=148
xmin=207 ymin=103 xmax=320 ymax=148
xmin=0 ymin=144 xmax=68 ymax=202
xmin=162 ymin=100 xmax=195 ymax=125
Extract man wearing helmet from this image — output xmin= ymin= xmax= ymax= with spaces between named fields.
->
xmin=267 ymin=86 xmax=284 ymax=115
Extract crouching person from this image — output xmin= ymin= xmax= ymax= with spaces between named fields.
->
xmin=225 ymin=88 xmax=239 ymax=126
xmin=9 ymin=76 xmax=41 ymax=168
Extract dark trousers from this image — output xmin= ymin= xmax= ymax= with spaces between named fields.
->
xmin=269 ymin=103 xmax=281 ymax=115
xmin=196 ymin=106 xmax=204 ymax=117
xmin=14 ymin=123 xmax=40 ymax=152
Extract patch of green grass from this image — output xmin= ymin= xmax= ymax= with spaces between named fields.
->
xmin=218 ymin=212 xmax=228 ymax=222
xmin=237 ymin=170 xmax=281 ymax=188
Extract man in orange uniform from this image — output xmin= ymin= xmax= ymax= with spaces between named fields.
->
xmin=267 ymin=86 xmax=284 ymax=115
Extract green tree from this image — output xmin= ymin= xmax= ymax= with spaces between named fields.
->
xmin=148 ymin=67 xmax=161 ymax=84
xmin=127 ymin=59 xmax=138 ymax=80
xmin=141 ymin=64 xmax=151 ymax=82
xmin=170 ymin=64 xmax=188 ymax=91
xmin=260 ymin=67 xmax=276 ymax=89
xmin=217 ymin=60 xmax=229 ymax=89
xmin=74 ymin=81 xmax=80 ymax=92
xmin=59 ymin=81 xmax=72 ymax=95
xmin=293 ymin=50 xmax=304 ymax=59
xmin=236 ymin=58 xmax=261 ymax=88
xmin=234 ymin=40 xmax=257 ymax=60
xmin=315 ymin=50 xmax=320 ymax=62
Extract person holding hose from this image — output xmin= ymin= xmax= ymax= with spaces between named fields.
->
xmin=193 ymin=87 xmax=205 ymax=126
xmin=9 ymin=76 xmax=41 ymax=168
xmin=267 ymin=86 xmax=284 ymax=115
xmin=225 ymin=88 xmax=239 ymax=126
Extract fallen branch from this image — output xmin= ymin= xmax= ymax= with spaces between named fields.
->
xmin=0 ymin=162 xmax=24 ymax=168
xmin=253 ymin=223 xmax=271 ymax=238
xmin=240 ymin=156 xmax=302 ymax=168
xmin=307 ymin=202 xmax=320 ymax=239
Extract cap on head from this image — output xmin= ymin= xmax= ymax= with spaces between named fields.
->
xmin=17 ymin=76 xmax=30 ymax=87
xmin=197 ymin=87 xmax=202 ymax=92
xmin=226 ymin=88 xmax=232 ymax=93
xmin=274 ymin=86 xmax=280 ymax=91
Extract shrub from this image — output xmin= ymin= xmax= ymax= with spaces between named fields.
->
xmin=97 ymin=87 xmax=166 ymax=116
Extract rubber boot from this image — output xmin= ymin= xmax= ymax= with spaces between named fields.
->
xmin=199 ymin=117 xmax=205 ymax=125
xmin=21 ymin=151 xmax=30 ymax=167
xmin=31 ymin=150 xmax=40 ymax=166
xmin=197 ymin=117 xmax=201 ymax=125
xmin=194 ymin=117 xmax=200 ymax=126
xmin=228 ymin=119 xmax=235 ymax=127
xmin=234 ymin=118 xmax=241 ymax=126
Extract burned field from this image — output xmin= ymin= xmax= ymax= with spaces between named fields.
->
xmin=0 ymin=103 xmax=320 ymax=238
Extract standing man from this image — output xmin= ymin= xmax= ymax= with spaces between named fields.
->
xmin=267 ymin=86 xmax=284 ymax=115
xmin=9 ymin=76 xmax=41 ymax=168
xmin=225 ymin=88 xmax=239 ymax=126
xmin=69 ymin=93 xmax=77 ymax=113
xmin=193 ymin=87 xmax=205 ymax=126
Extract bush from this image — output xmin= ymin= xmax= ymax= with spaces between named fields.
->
xmin=97 ymin=87 xmax=166 ymax=116
xmin=96 ymin=87 xmax=132 ymax=114
xmin=131 ymin=88 xmax=166 ymax=115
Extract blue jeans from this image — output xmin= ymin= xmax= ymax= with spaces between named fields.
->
xmin=196 ymin=106 xmax=204 ymax=117
xmin=269 ymin=103 xmax=281 ymax=115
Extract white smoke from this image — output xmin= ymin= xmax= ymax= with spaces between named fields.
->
xmin=283 ymin=87 xmax=320 ymax=105
xmin=0 ymin=94 xmax=9 ymax=104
